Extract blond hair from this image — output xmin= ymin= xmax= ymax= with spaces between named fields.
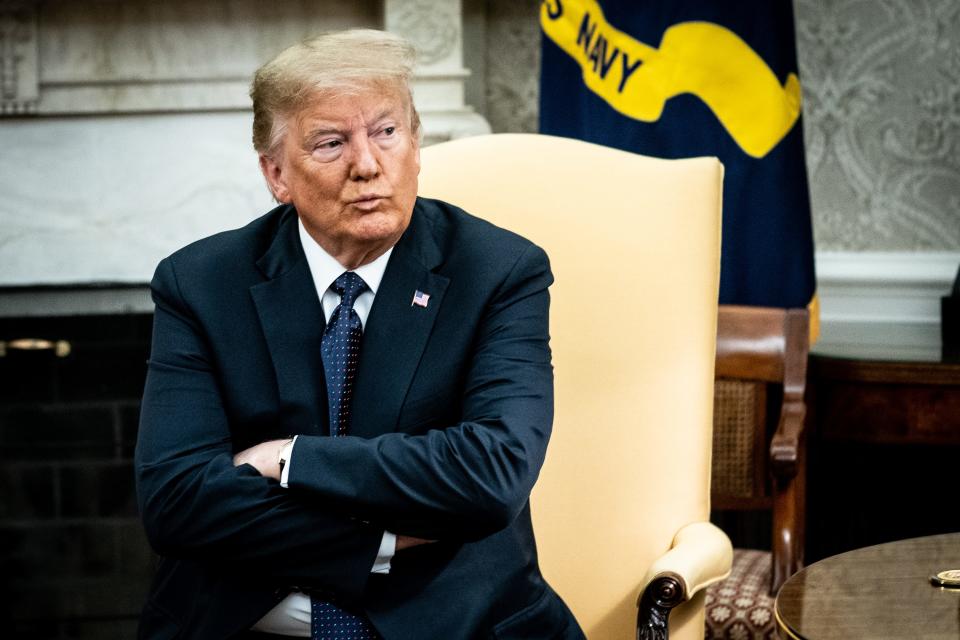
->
xmin=250 ymin=29 xmax=420 ymax=156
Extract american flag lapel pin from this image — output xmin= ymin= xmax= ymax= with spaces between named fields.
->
xmin=411 ymin=290 xmax=430 ymax=308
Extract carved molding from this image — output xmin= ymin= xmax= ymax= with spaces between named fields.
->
xmin=0 ymin=0 xmax=383 ymax=116
xmin=0 ymin=0 xmax=488 ymax=142
xmin=0 ymin=0 xmax=38 ymax=114
xmin=385 ymin=0 xmax=460 ymax=68
xmin=814 ymin=250 xmax=960 ymax=360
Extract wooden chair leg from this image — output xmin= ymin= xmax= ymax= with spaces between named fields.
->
xmin=771 ymin=452 xmax=805 ymax=595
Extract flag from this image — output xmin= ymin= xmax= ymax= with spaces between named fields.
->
xmin=540 ymin=0 xmax=816 ymax=310
xmin=412 ymin=290 xmax=430 ymax=308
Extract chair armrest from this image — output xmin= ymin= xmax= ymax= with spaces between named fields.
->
xmin=771 ymin=307 xmax=810 ymax=479
xmin=769 ymin=400 xmax=806 ymax=478
xmin=637 ymin=522 xmax=733 ymax=640
xmin=641 ymin=521 xmax=734 ymax=599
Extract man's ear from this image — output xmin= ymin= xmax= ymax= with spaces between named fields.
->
xmin=259 ymin=153 xmax=291 ymax=203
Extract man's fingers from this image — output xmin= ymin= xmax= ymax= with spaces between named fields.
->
xmin=232 ymin=440 xmax=284 ymax=478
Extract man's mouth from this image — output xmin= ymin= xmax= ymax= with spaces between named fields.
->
xmin=348 ymin=194 xmax=387 ymax=211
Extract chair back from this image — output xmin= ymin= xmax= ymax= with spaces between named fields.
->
xmin=419 ymin=134 xmax=723 ymax=639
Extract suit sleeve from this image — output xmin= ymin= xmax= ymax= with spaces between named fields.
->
xmin=135 ymin=257 xmax=383 ymax=599
xmin=288 ymin=243 xmax=554 ymax=540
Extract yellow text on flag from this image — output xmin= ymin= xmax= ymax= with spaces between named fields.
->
xmin=541 ymin=0 xmax=802 ymax=158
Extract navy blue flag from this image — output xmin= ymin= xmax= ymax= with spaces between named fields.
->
xmin=540 ymin=0 xmax=816 ymax=310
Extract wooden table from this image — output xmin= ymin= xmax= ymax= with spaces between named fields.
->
xmin=806 ymin=355 xmax=960 ymax=562
xmin=811 ymin=355 xmax=960 ymax=446
xmin=775 ymin=532 xmax=960 ymax=639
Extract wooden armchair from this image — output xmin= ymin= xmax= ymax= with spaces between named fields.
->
xmin=419 ymin=134 xmax=733 ymax=639
xmin=710 ymin=305 xmax=810 ymax=595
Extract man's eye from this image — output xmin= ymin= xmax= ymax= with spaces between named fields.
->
xmin=382 ymin=126 xmax=396 ymax=136
xmin=317 ymin=140 xmax=341 ymax=150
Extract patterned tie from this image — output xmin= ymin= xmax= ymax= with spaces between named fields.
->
xmin=321 ymin=271 xmax=368 ymax=437
xmin=314 ymin=271 xmax=379 ymax=640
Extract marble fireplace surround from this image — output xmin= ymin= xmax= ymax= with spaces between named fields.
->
xmin=0 ymin=0 xmax=489 ymax=315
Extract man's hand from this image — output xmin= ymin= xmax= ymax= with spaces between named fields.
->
xmin=233 ymin=439 xmax=289 ymax=480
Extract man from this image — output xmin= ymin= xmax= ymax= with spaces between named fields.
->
xmin=135 ymin=30 xmax=583 ymax=639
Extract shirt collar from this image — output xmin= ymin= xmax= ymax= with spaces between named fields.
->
xmin=297 ymin=218 xmax=393 ymax=298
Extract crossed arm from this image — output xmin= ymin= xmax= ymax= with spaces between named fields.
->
xmin=233 ymin=440 xmax=431 ymax=551
xmin=136 ymin=244 xmax=553 ymax=595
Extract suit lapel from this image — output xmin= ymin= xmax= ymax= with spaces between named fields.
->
xmin=350 ymin=203 xmax=450 ymax=439
xmin=250 ymin=209 xmax=328 ymax=437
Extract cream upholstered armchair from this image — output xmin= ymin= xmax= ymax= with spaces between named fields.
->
xmin=419 ymin=134 xmax=733 ymax=639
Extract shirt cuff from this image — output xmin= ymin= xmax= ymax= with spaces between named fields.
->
xmin=372 ymin=531 xmax=396 ymax=574
xmin=279 ymin=435 xmax=297 ymax=488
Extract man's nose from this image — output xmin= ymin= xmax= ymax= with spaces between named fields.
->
xmin=349 ymin=136 xmax=380 ymax=180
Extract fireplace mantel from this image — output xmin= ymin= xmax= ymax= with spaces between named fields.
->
xmin=0 ymin=0 xmax=489 ymax=313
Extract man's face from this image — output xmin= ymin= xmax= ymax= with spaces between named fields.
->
xmin=260 ymin=87 xmax=420 ymax=266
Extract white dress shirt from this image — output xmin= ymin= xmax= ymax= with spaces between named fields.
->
xmin=252 ymin=219 xmax=397 ymax=636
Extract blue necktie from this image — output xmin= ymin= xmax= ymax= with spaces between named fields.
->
xmin=313 ymin=272 xmax=379 ymax=640
xmin=321 ymin=272 xmax=368 ymax=437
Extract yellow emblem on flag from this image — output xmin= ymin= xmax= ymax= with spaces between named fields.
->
xmin=541 ymin=0 xmax=802 ymax=158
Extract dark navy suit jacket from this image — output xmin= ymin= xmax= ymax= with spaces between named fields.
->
xmin=134 ymin=197 xmax=584 ymax=639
